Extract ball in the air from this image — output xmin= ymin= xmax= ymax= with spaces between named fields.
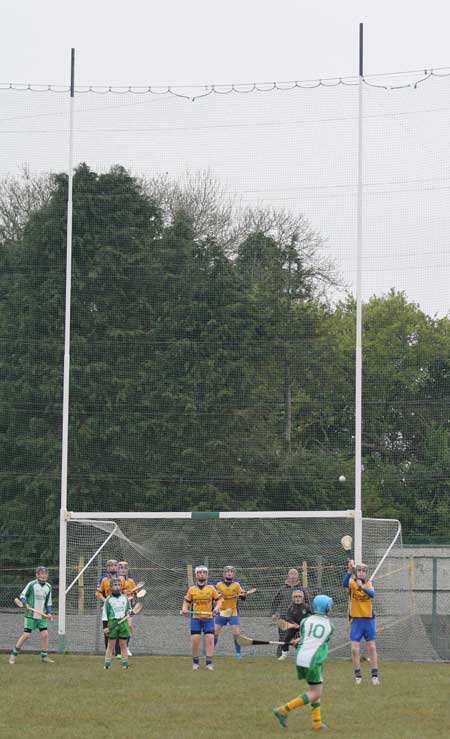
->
xmin=339 ymin=475 xmax=346 ymax=483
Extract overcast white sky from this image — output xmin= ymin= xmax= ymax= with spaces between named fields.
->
xmin=1 ymin=1 xmax=450 ymax=317
xmin=1 ymin=1 xmax=450 ymax=84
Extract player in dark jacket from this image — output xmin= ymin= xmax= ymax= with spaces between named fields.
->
xmin=277 ymin=589 xmax=312 ymax=660
xmin=271 ymin=569 xmax=309 ymax=656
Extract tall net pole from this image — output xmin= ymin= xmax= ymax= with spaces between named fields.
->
xmin=354 ymin=23 xmax=364 ymax=564
xmin=57 ymin=48 xmax=75 ymax=652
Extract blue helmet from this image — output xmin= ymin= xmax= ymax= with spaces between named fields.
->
xmin=313 ymin=594 xmax=332 ymax=615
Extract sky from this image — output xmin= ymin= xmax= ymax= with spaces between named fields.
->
xmin=1 ymin=1 xmax=450 ymax=317
xmin=2 ymin=1 xmax=450 ymax=85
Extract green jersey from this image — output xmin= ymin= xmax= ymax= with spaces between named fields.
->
xmin=102 ymin=593 xmax=130 ymax=625
xmin=296 ymin=613 xmax=334 ymax=668
xmin=20 ymin=579 xmax=52 ymax=620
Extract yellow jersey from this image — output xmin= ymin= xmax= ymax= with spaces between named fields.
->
xmin=96 ymin=574 xmax=125 ymax=601
xmin=183 ymin=583 xmax=221 ymax=618
xmin=215 ymin=580 xmax=245 ymax=616
xmin=347 ymin=579 xmax=374 ymax=618
xmin=123 ymin=577 xmax=137 ymax=594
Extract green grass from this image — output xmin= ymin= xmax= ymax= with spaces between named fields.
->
xmin=2 ymin=655 xmax=450 ymax=738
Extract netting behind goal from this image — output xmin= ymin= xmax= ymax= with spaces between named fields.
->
xmin=61 ymin=515 xmax=437 ymax=660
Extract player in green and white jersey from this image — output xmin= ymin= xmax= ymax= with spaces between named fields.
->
xmin=274 ymin=594 xmax=334 ymax=732
xmin=102 ymin=578 xmax=131 ymax=670
xmin=9 ymin=566 xmax=54 ymax=665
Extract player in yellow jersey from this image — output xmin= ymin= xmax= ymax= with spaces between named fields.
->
xmin=181 ymin=565 xmax=222 ymax=670
xmin=119 ymin=561 xmax=137 ymax=597
xmin=95 ymin=559 xmax=125 ymax=602
xmin=214 ymin=565 xmax=246 ymax=659
xmin=343 ymin=560 xmax=379 ymax=685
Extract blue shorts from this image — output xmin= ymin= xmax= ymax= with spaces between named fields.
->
xmin=350 ymin=617 xmax=376 ymax=642
xmin=190 ymin=617 xmax=215 ymax=634
xmin=215 ymin=615 xmax=239 ymax=626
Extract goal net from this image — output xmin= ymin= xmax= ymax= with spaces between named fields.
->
xmin=63 ymin=513 xmax=438 ymax=660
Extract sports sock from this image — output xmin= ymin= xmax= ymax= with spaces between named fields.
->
xmin=205 ymin=658 xmax=212 ymax=666
xmin=355 ymin=668 xmax=362 ymax=678
xmin=122 ymin=659 xmax=128 ymax=668
xmin=371 ymin=668 xmax=378 ymax=677
xmin=311 ymin=701 xmax=322 ymax=729
xmin=104 ymin=659 xmax=111 ymax=669
xmin=40 ymin=651 xmax=48 ymax=658
xmin=233 ymin=637 xmax=241 ymax=656
xmin=279 ymin=693 xmax=309 ymax=714
xmin=193 ymin=657 xmax=200 ymax=665
xmin=12 ymin=647 xmax=20 ymax=656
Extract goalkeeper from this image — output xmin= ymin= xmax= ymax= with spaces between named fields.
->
xmin=277 ymin=589 xmax=312 ymax=661
xmin=274 ymin=594 xmax=333 ymax=732
xmin=344 ymin=559 xmax=379 ymax=685
xmin=271 ymin=568 xmax=309 ymax=657
xmin=102 ymin=578 xmax=131 ymax=670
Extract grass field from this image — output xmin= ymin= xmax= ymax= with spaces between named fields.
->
xmin=2 ymin=654 xmax=449 ymax=738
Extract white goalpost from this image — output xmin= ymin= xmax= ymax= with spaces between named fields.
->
xmin=58 ymin=510 xmax=438 ymax=660
xmin=53 ymin=35 xmax=440 ymax=663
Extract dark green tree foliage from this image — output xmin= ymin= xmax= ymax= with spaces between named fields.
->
xmin=1 ymin=165 xmax=450 ymax=569
xmin=0 ymin=164 xmax=163 ymax=562
xmin=132 ymin=211 xmax=260 ymax=511
xmin=326 ymin=293 xmax=450 ymax=541
xmin=234 ymin=231 xmax=353 ymax=511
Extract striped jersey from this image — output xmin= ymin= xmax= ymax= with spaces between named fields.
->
xmin=20 ymin=579 xmax=52 ymax=620
xmin=296 ymin=613 xmax=334 ymax=668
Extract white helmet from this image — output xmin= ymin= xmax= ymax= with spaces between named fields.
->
xmin=195 ymin=565 xmax=208 ymax=575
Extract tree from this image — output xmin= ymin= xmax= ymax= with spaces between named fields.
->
xmin=235 ymin=217 xmax=338 ymax=456
xmin=326 ymin=291 xmax=450 ymax=539
xmin=0 ymin=165 xmax=53 ymax=246
xmin=142 ymin=170 xmax=236 ymax=246
xmin=0 ymin=163 xmax=163 ymax=562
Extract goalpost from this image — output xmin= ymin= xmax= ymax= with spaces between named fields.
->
xmin=54 ymin=47 xmax=366 ymax=656
xmin=54 ymin=40 xmax=439 ymax=662
xmin=58 ymin=510 xmax=438 ymax=660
